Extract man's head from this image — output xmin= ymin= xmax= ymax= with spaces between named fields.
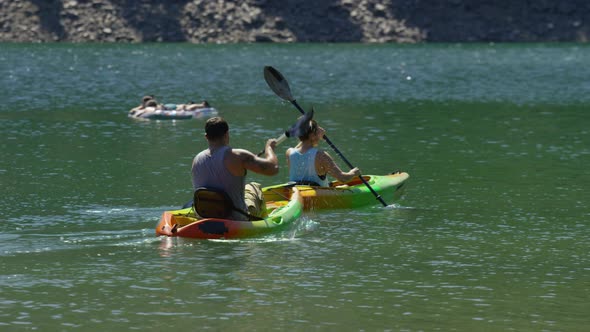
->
xmin=205 ymin=117 xmax=229 ymax=141
xmin=141 ymin=95 xmax=154 ymax=106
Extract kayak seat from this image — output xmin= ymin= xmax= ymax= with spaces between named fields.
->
xmin=193 ymin=187 xmax=262 ymax=221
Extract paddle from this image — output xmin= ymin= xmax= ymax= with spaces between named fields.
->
xmin=263 ymin=66 xmax=388 ymax=207
xmin=257 ymin=108 xmax=314 ymax=156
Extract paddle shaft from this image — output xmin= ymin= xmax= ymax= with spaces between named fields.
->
xmin=288 ymin=99 xmax=388 ymax=207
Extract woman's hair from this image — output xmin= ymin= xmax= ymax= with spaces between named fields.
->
xmin=298 ymin=119 xmax=318 ymax=141
xmin=145 ymin=100 xmax=158 ymax=107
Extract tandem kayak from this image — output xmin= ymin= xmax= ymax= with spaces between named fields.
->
xmin=262 ymin=172 xmax=409 ymax=210
xmin=156 ymin=188 xmax=303 ymax=239
xmin=129 ymin=107 xmax=218 ymax=120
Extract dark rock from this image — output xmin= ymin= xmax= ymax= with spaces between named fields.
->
xmin=0 ymin=0 xmax=588 ymax=42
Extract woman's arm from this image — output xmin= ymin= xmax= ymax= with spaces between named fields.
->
xmin=316 ymin=150 xmax=360 ymax=183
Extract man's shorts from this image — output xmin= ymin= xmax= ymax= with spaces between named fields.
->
xmin=245 ymin=182 xmax=266 ymax=217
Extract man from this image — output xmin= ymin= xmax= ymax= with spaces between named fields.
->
xmin=191 ymin=117 xmax=278 ymax=220
xmin=128 ymin=95 xmax=155 ymax=116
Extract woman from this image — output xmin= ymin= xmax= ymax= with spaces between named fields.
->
xmin=286 ymin=119 xmax=360 ymax=186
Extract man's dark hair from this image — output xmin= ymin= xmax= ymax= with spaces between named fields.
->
xmin=205 ymin=117 xmax=229 ymax=140
xmin=141 ymin=95 xmax=154 ymax=106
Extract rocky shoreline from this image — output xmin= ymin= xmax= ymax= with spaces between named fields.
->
xmin=0 ymin=0 xmax=588 ymax=43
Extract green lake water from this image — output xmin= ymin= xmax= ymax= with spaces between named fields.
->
xmin=0 ymin=43 xmax=589 ymax=330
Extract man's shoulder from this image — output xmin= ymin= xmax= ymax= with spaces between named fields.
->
xmin=229 ymin=147 xmax=253 ymax=156
xmin=195 ymin=149 xmax=209 ymax=157
xmin=228 ymin=148 xmax=255 ymax=165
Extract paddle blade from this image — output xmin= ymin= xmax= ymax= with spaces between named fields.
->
xmin=264 ymin=66 xmax=294 ymax=102
xmin=286 ymin=108 xmax=314 ymax=138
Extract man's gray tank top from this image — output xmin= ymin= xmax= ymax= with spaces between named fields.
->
xmin=191 ymin=146 xmax=248 ymax=220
